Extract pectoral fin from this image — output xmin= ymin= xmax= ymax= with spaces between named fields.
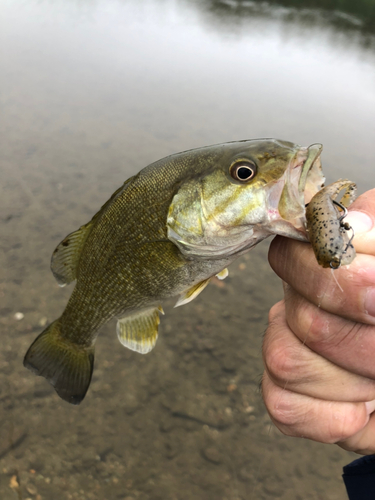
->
xmin=174 ymin=278 xmax=211 ymax=308
xmin=216 ymin=268 xmax=228 ymax=280
xmin=116 ymin=306 xmax=164 ymax=354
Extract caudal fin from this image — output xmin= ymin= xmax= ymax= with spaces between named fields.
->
xmin=23 ymin=319 xmax=94 ymax=405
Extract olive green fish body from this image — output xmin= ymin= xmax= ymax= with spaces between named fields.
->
xmin=306 ymin=179 xmax=357 ymax=268
xmin=60 ymin=150 xmax=238 ymax=342
xmin=24 ymin=139 xmax=325 ymax=404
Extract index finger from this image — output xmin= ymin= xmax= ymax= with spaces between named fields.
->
xmin=269 ymin=241 xmax=375 ymax=326
xmin=269 ymin=189 xmax=375 ymax=325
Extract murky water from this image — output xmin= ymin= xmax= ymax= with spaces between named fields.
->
xmin=1 ymin=0 xmax=375 ymax=498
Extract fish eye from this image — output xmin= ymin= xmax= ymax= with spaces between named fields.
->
xmin=230 ymin=161 xmax=257 ymax=182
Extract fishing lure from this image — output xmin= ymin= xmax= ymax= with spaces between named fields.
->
xmin=306 ymin=180 xmax=356 ymax=269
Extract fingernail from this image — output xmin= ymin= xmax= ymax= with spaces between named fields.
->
xmin=346 ymin=211 xmax=373 ymax=234
xmin=365 ymin=400 xmax=375 ymax=414
xmin=365 ymin=288 xmax=375 ymax=318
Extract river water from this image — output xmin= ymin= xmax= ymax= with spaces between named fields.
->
xmin=1 ymin=0 xmax=375 ymax=499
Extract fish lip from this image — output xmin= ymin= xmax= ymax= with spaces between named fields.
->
xmin=272 ymin=143 xmax=325 ymax=238
xmin=283 ymin=143 xmax=325 ymax=215
xmin=297 ymin=143 xmax=324 ymax=202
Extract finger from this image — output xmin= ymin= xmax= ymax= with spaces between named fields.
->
xmin=269 ymin=239 xmax=375 ymax=326
xmin=262 ymin=371 xmax=371 ymax=447
xmin=338 ymin=406 xmax=375 ymax=455
xmin=346 ymin=188 xmax=375 ymax=255
xmin=263 ymin=301 xmax=375 ymax=401
xmin=283 ymin=285 xmax=375 ymax=380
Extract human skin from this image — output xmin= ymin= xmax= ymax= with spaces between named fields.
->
xmin=262 ymin=188 xmax=375 ymax=455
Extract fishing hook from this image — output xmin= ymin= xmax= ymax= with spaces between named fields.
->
xmin=329 ymin=199 xmax=355 ymax=269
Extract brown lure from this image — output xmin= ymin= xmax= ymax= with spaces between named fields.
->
xmin=306 ymin=179 xmax=357 ymax=269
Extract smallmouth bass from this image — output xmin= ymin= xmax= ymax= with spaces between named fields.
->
xmin=24 ymin=139 xmax=325 ymax=404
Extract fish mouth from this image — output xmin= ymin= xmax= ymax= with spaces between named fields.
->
xmin=277 ymin=143 xmax=325 ymax=222
xmin=298 ymin=143 xmax=325 ymax=204
xmin=264 ymin=143 xmax=325 ymax=241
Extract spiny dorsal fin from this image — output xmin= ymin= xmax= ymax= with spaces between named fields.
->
xmin=51 ymin=176 xmax=136 ymax=287
xmin=116 ymin=306 xmax=164 ymax=354
xmin=51 ymin=221 xmax=94 ymax=287
xmin=174 ymin=278 xmax=211 ymax=308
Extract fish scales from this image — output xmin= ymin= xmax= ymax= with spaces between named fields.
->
xmin=24 ymin=139 xmax=326 ymax=404
xmin=63 ymin=151 xmax=226 ymax=338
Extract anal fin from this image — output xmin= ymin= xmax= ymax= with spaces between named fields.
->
xmin=116 ymin=306 xmax=164 ymax=354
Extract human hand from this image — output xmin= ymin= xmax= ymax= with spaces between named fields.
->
xmin=262 ymin=188 xmax=375 ymax=455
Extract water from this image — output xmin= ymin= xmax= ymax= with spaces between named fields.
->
xmin=1 ymin=0 xmax=375 ymax=498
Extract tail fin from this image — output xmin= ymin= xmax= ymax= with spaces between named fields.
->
xmin=23 ymin=319 xmax=94 ymax=405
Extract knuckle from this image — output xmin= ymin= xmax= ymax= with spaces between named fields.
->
xmin=294 ymin=305 xmax=336 ymax=348
xmin=304 ymin=310 xmax=364 ymax=354
xmin=306 ymin=318 xmax=332 ymax=346
xmin=263 ymin=381 xmax=302 ymax=428
xmin=263 ymin=338 xmax=302 ymax=386
xmin=327 ymin=404 xmax=367 ymax=443
xmin=267 ymin=395 xmax=302 ymax=428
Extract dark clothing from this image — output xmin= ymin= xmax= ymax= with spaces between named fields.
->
xmin=343 ymin=455 xmax=375 ymax=499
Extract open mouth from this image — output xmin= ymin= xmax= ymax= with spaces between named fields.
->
xmin=277 ymin=143 xmax=325 ymax=222
xmin=298 ymin=143 xmax=325 ymax=205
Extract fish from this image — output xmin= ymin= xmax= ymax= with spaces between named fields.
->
xmin=24 ymin=139 xmax=325 ymax=404
xmin=305 ymin=179 xmax=357 ymax=268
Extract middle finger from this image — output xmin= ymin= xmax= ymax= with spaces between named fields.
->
xmin=263 ymin=301 xmax=375 ymax=401
xmin=283 ymin=285 xmax=375 ymax=380
xmin=268 ymin=237 xmax=375 ymax=326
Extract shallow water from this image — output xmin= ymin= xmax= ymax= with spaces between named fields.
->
xmin=1 ymin=0 xmax=375 ymax=499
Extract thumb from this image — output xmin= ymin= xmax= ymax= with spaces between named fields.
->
xmin=345 ymin=188 xmax=375 ymax=256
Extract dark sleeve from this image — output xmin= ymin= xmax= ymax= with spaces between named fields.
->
xmin=343 ymin=455 xmax=375 ymax=500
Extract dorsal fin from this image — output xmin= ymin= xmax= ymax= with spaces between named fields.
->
xmin=50 ymin=222 xmax=94 ymax=286
xmin=51 ymin=177 xmax=136 ymax=287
